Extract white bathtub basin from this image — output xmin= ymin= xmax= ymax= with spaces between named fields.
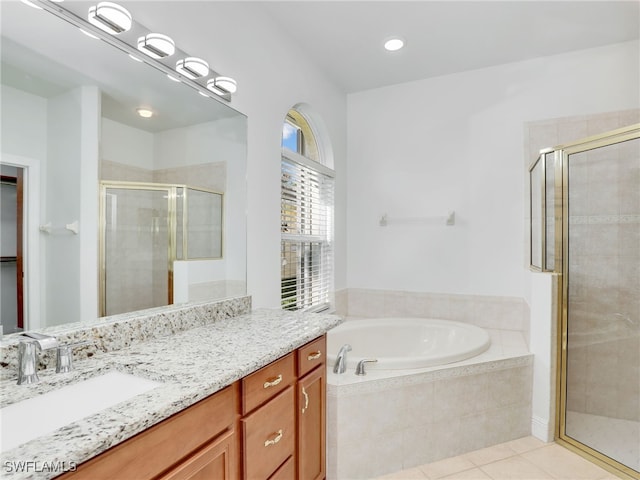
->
xmin=327 ymin=317 xmax=491 ymax=370
xmin=1 ymin=371 xmax=160 ymax=453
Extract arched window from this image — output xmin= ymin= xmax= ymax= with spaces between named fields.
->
xmin=281 ymin=108 xmax=334 ymax=311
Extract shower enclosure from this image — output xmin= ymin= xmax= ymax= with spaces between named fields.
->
xmin=100 ymin=181 xmax=223 ymax=317
xmin=530 ymin=124 xmax=639 ymax=479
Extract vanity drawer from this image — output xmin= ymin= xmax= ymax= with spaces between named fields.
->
xmin=297 ymin=335 xmax=326 ymax=377
xmin=60 ymin=384 xmax=238 ymax=480
xmin=242 ymin=353 xmax=295 ymax=414
xmin=242 ymin=386 xmax=295 ymax=480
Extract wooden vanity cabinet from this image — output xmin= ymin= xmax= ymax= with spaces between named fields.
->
xmin=158 ymin=429 xmax=238 ymax=480
xmin=240 ymin=336 xmax=326 ymax=480
xmin=57 ymin=383 xmax=239 ymax=480
xmin=296 ymin=336 xmax=326 ymax=480
xmin=56 ymin=335 xmax=327 ymax=480
xmin=241 ymin=353 xmax=296 ymax=480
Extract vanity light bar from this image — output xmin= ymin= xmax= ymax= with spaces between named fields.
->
xmin=27 ymin=0 xmax=235 ymax=102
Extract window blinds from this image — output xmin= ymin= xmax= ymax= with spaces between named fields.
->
xmin=281 ymin=150 xmax=334 ymax=312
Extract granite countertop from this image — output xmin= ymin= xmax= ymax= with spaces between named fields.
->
xmin=0 ymin=308 xmax=342 ymax=479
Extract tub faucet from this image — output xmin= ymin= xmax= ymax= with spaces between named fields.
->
xmin=355 ymin=359 xmax=378 ymax=376
xmin=333 ymin=344 xmax=352 ymax=374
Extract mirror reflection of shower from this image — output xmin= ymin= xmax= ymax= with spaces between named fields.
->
xmin=100 ymin=182 xmax=222 ymax=317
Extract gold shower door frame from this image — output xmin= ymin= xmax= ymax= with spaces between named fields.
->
xmin=552 ymin=124 xmax=640 ymax=480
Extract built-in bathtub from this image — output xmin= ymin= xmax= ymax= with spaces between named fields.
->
xmin=326 ymin=317 xmax=533 ymax=480
xmin=327 ymin=317 xmax=491 ymax=370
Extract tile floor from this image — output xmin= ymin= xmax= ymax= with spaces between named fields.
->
xmin=375 ymin=436 xmax=623 ymax=480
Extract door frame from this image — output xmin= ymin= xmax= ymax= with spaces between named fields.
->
xmin=1 ymin=154 xmax=42 ymax=330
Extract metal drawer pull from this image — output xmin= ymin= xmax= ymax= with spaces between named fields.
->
xmin=307 ymin=351 xmax=322 ymax=361
xmin=264 ymin=429 xmax=283 ymax=447
xmin=302 ymin=387 xmax=309 ymax=414
xmin=263 ymin=374 xmax=283 ymax=389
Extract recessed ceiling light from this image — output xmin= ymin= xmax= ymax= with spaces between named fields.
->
xmin=384 ymin=37 xmax=405 ymax=52
xmin=136 ymin=108 xmax=153 ymax=118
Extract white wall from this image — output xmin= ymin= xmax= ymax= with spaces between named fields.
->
xmin=346 ymin=40 xmax=639 ymax=298
xmin=139 ymin=2 xmax=348 ymax=309
xmin=46 ymin=87 xmax=101 ymax=326
xmin=101 ymin=118 xmax=154 ymax=169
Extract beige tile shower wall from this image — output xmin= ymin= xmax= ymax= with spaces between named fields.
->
xmin=564 ymin=137 xmax=640 ymax=423
xmin=567 ymin=336 xmax=640 ymax=422
xmin=344 ymin=288 xmax=528 ymax=332
xmin=100 ymin=160 xmax=226 ymax=193
xmin=100 ymin=159 xmax=153 ymax=183
xmin=525 ymin=109 xmax=640 ymax=423
xmin=523 ymin=108 xmax=640 ymax=272
xmin=153 ymin=162 xmax=226 ymax=193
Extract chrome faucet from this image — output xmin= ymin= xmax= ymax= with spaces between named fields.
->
xmin=17 ymin=333 xmax=59 ymax=385
xmin=332 ymin=344 xmax=352 ymax=374
xmin=355 ymin=359 xmax=378 ymax=376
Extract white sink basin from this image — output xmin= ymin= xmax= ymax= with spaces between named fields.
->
xmin=1 ymin=371 xmax=160 ymax=453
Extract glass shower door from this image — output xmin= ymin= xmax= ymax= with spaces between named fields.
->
xmin=102 ymin=186 xmax=171 ymax=316
xmin=563 ymin=136 xmax=640 ymax=476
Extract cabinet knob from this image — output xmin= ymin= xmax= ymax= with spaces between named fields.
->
xmin=301 ymin=387 xmax=309 ymax=414
xmin=263 ymin=374 xmax=283 ymax=389
xmin=307 ymin=351 xmax=322 ymax=361
xmin=264 ymin=429 xmax=283 ymax=447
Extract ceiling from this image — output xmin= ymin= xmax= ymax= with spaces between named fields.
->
xmin=259 ymin=1 xmax=640 ymax=93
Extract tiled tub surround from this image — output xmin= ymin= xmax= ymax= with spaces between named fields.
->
xmin=327 ymin=325 xmax=533 ymax=480
xmin=0 ymin=301 xmax=342 ymax=480
xmin=338 ymin=289 xmax=529 ymax=334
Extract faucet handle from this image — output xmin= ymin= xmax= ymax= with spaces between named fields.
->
xmin=17 ymin=340 xmax=40 ymax=385
xmin=56 ymin=341 xmax=92 ymax=374
xmin=355 ymin=359 xmax=378 ymax=376
xmin=21 ymin=332 xmax=59 ymax=351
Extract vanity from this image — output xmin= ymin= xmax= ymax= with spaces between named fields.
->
xmin=0 ymin=3 xmax=341 ymax=477
xmin=0 ymin=297 xmax=342 ymax=480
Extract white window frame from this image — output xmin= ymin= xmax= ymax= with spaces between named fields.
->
xmin=281 ymin=148 xmax=334 ymax=312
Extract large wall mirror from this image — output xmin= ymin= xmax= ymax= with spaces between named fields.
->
xmin=0 ymin=1 xmax=247 ymax=333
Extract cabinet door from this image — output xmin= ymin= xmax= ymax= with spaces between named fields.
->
xmin=297 ymin=366 xmax=325 ymax=480
xmin=159 ymin=429 xmax=238 ymax=480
